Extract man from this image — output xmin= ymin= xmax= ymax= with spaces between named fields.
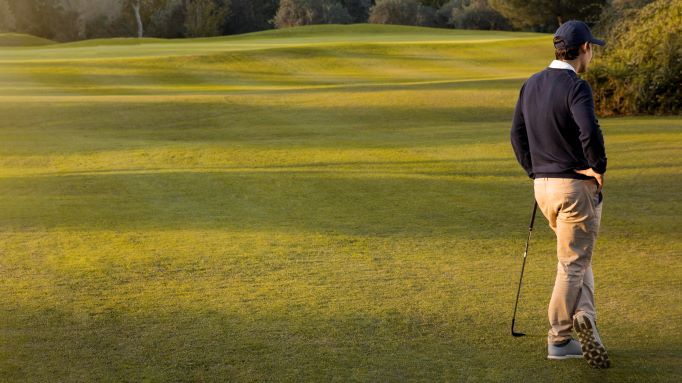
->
xmin=510 ymin=20 xmax=610 ymax=369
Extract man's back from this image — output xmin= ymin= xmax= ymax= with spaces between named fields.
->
xmin=511 ymin=65 xmax=607 ymax=179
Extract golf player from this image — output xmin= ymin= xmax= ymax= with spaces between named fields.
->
xmin=510 ymin=20 xmax=610 ymax=369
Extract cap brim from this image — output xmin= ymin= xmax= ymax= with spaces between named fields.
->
xmin=590 ymin=38 xmax=606 ymax=46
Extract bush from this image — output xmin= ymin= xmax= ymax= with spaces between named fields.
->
xmin=585 ymin=0 xmax=682 ymax=115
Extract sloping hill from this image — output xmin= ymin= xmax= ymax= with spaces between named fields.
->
xmin=0 ymin=24 xmax=550 ymax=97
xmin=0 ymin=33 xmax=56 ymax=47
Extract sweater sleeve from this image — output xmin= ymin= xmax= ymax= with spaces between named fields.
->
xmin=511 ymin=83 xmax=534 ymax=178
xmin=570 ymin=80 xmax=607 ymax=174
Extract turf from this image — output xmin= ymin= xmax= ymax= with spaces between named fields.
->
xmin=0 ymin=24 xmax=680 ymax=382
xmin=0 ymin=33 xmax=56 ymax=47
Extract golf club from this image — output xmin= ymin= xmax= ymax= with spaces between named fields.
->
xmin=511 ymin=200 xmax=538 ymax=337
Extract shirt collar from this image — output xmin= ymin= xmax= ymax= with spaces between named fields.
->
xmin=548 ymin=59 xmax=577 ymax=73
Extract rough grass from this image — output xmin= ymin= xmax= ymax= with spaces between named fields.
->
xmin=0 ymin=24 xmax=680 ymax=382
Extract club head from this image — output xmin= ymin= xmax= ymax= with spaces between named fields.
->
xmin=512 ymin=331 xmax=526 ymax=337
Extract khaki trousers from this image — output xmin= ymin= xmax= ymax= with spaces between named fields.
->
xmin=534 ymin=177 xmax=603 ymax=345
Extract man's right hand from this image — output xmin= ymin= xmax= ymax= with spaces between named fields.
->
xmin=575 ymin=168 xmax=604 ymax=192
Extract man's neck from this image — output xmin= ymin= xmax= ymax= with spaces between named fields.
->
xmin=561 ymin=59 xmax=582 ymax=73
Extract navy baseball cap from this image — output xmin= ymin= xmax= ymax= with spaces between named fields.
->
xmin=554 ymin=20 xmax=605 ymax=48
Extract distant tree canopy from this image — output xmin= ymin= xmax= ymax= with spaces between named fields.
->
xmin=0 ymin=0 xmax=661 ymax=56
xmin=341 ymin=0 xmax=373 ymax=23
xmin=6 ymin=0 xmax=79 ymax=41
xmin=274 ymin=0 xmax=352 ymax=28
xmin=0 ymin=0 xmax=16 ymax=32
xmin=0 ymin=0 xmax=609 ymax=39
xmin=368 ymin=0 xmax=443 ymax=27
xmin=489 ymin=0 xmax=607 ymax=32
xmin=437 ymin=0 xmax=510 ymax=30
xmin=184 ymin=0 xmax=230 ymax=37
xmin=585 ymin=0 xmax=681 ymax=116
xmin=369 ymin=0 xmax=420 ymax=25
xmin=225 ymin=0 xmax=279 ymax=35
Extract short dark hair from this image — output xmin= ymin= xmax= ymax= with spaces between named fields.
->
xmin=554 ymin=37 xmax=582 ymax=60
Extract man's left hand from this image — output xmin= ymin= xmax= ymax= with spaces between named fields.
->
xmin=575 ymin=168 xmax=604 ymax=192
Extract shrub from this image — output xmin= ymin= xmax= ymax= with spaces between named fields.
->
xmin=585 ymin=0 xmax=682 ymax=115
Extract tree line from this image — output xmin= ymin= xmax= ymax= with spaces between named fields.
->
xmin=1 ymin=0 xmax=676 ymax=115
xmin=0 ymin=0 xmax=612 ymax=41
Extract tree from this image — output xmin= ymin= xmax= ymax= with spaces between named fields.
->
xmin=117 ymin=0 xmax=189 ymax=37
xmin=225 ymin=0 xmax=278 ymax=34
xmin=184 ymin=0 xmax=230 ymax=37
xmin=120 ymin=0 xmax=151 ymax=37
xmin=147 ymin=0 xmax=185 ymax=37
xmin=274 ymin=0 xmax=352 ymax=28
xmin=452 ymin=0 xmax=510 ymax=30
xmin=416 ymin=3 xmax=437 ymax=26
xmin=368 ymin=0 xmax=420 ymax=25
xmin=489 ymin=0 xmax=607 ymax=31
xmin=321 ymin=0 xmax=353 ymax=23
xmin=64 ymin=0 xmax=123 ymax=39
xmin=10 ymin=0 xmax=79 ymax=41
xmin=132 ymin=0 xmax=144 ymax=37
xmin=0 ymin=0 xmax=16 ymax=32
xmin=435 ymin=0 xmax=464 ymax=27
xmin=340 ymin=0 xmax=372 ymax=22
xmin=420 ymin=0 xmax=451 ymax=8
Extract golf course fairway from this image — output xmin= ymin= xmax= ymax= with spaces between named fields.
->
xmin=0 ymin=24 xmax=680 ymax=381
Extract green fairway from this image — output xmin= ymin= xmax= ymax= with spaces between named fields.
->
xmin=0 ymin=24 xmax=680 ymax=381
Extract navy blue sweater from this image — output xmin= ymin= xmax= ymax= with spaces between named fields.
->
xmin=511 ymin=67 xmax=607 ymax=179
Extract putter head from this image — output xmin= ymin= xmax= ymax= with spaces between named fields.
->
xmin=511 ymin=319 xmax=525 ymax=337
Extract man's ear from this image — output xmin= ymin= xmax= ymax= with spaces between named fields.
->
xmin=581 ymin=42 xmax=590 ymax=53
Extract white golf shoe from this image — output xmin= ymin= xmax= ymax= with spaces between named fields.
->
xmin=573 ymin=312 xmax=611 ymax=368
xmin=547 ymin=339 xmax=583 ymax=360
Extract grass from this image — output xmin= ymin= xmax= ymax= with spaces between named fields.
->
xmin=0 ymin=24 xmax=681 ymax=382
xmin=0 ymin=33 xmax=56 ymax=47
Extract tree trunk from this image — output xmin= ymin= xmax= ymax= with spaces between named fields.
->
xmin=133 ymin=0 xmax=143 ymax=38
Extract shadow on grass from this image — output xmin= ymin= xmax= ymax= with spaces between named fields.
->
xmin=3 ymin=163 xmax=680 ymax=239
xmin=0 ymin=303 xmax=501 ymax=381
xmin=0 ymin=167 xmax=530 ymax=235
xmin=1 ymin=101 xmax=514 ymax=155
xmin=2 ymin=301 xmax=679 ymax=382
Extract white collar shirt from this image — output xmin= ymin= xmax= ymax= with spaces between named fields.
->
xmin=548 ymin=59 xmax=577 ymax=73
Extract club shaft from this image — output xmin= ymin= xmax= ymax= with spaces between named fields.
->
xmin=511 ymin=200 xmax=538 ymax=335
